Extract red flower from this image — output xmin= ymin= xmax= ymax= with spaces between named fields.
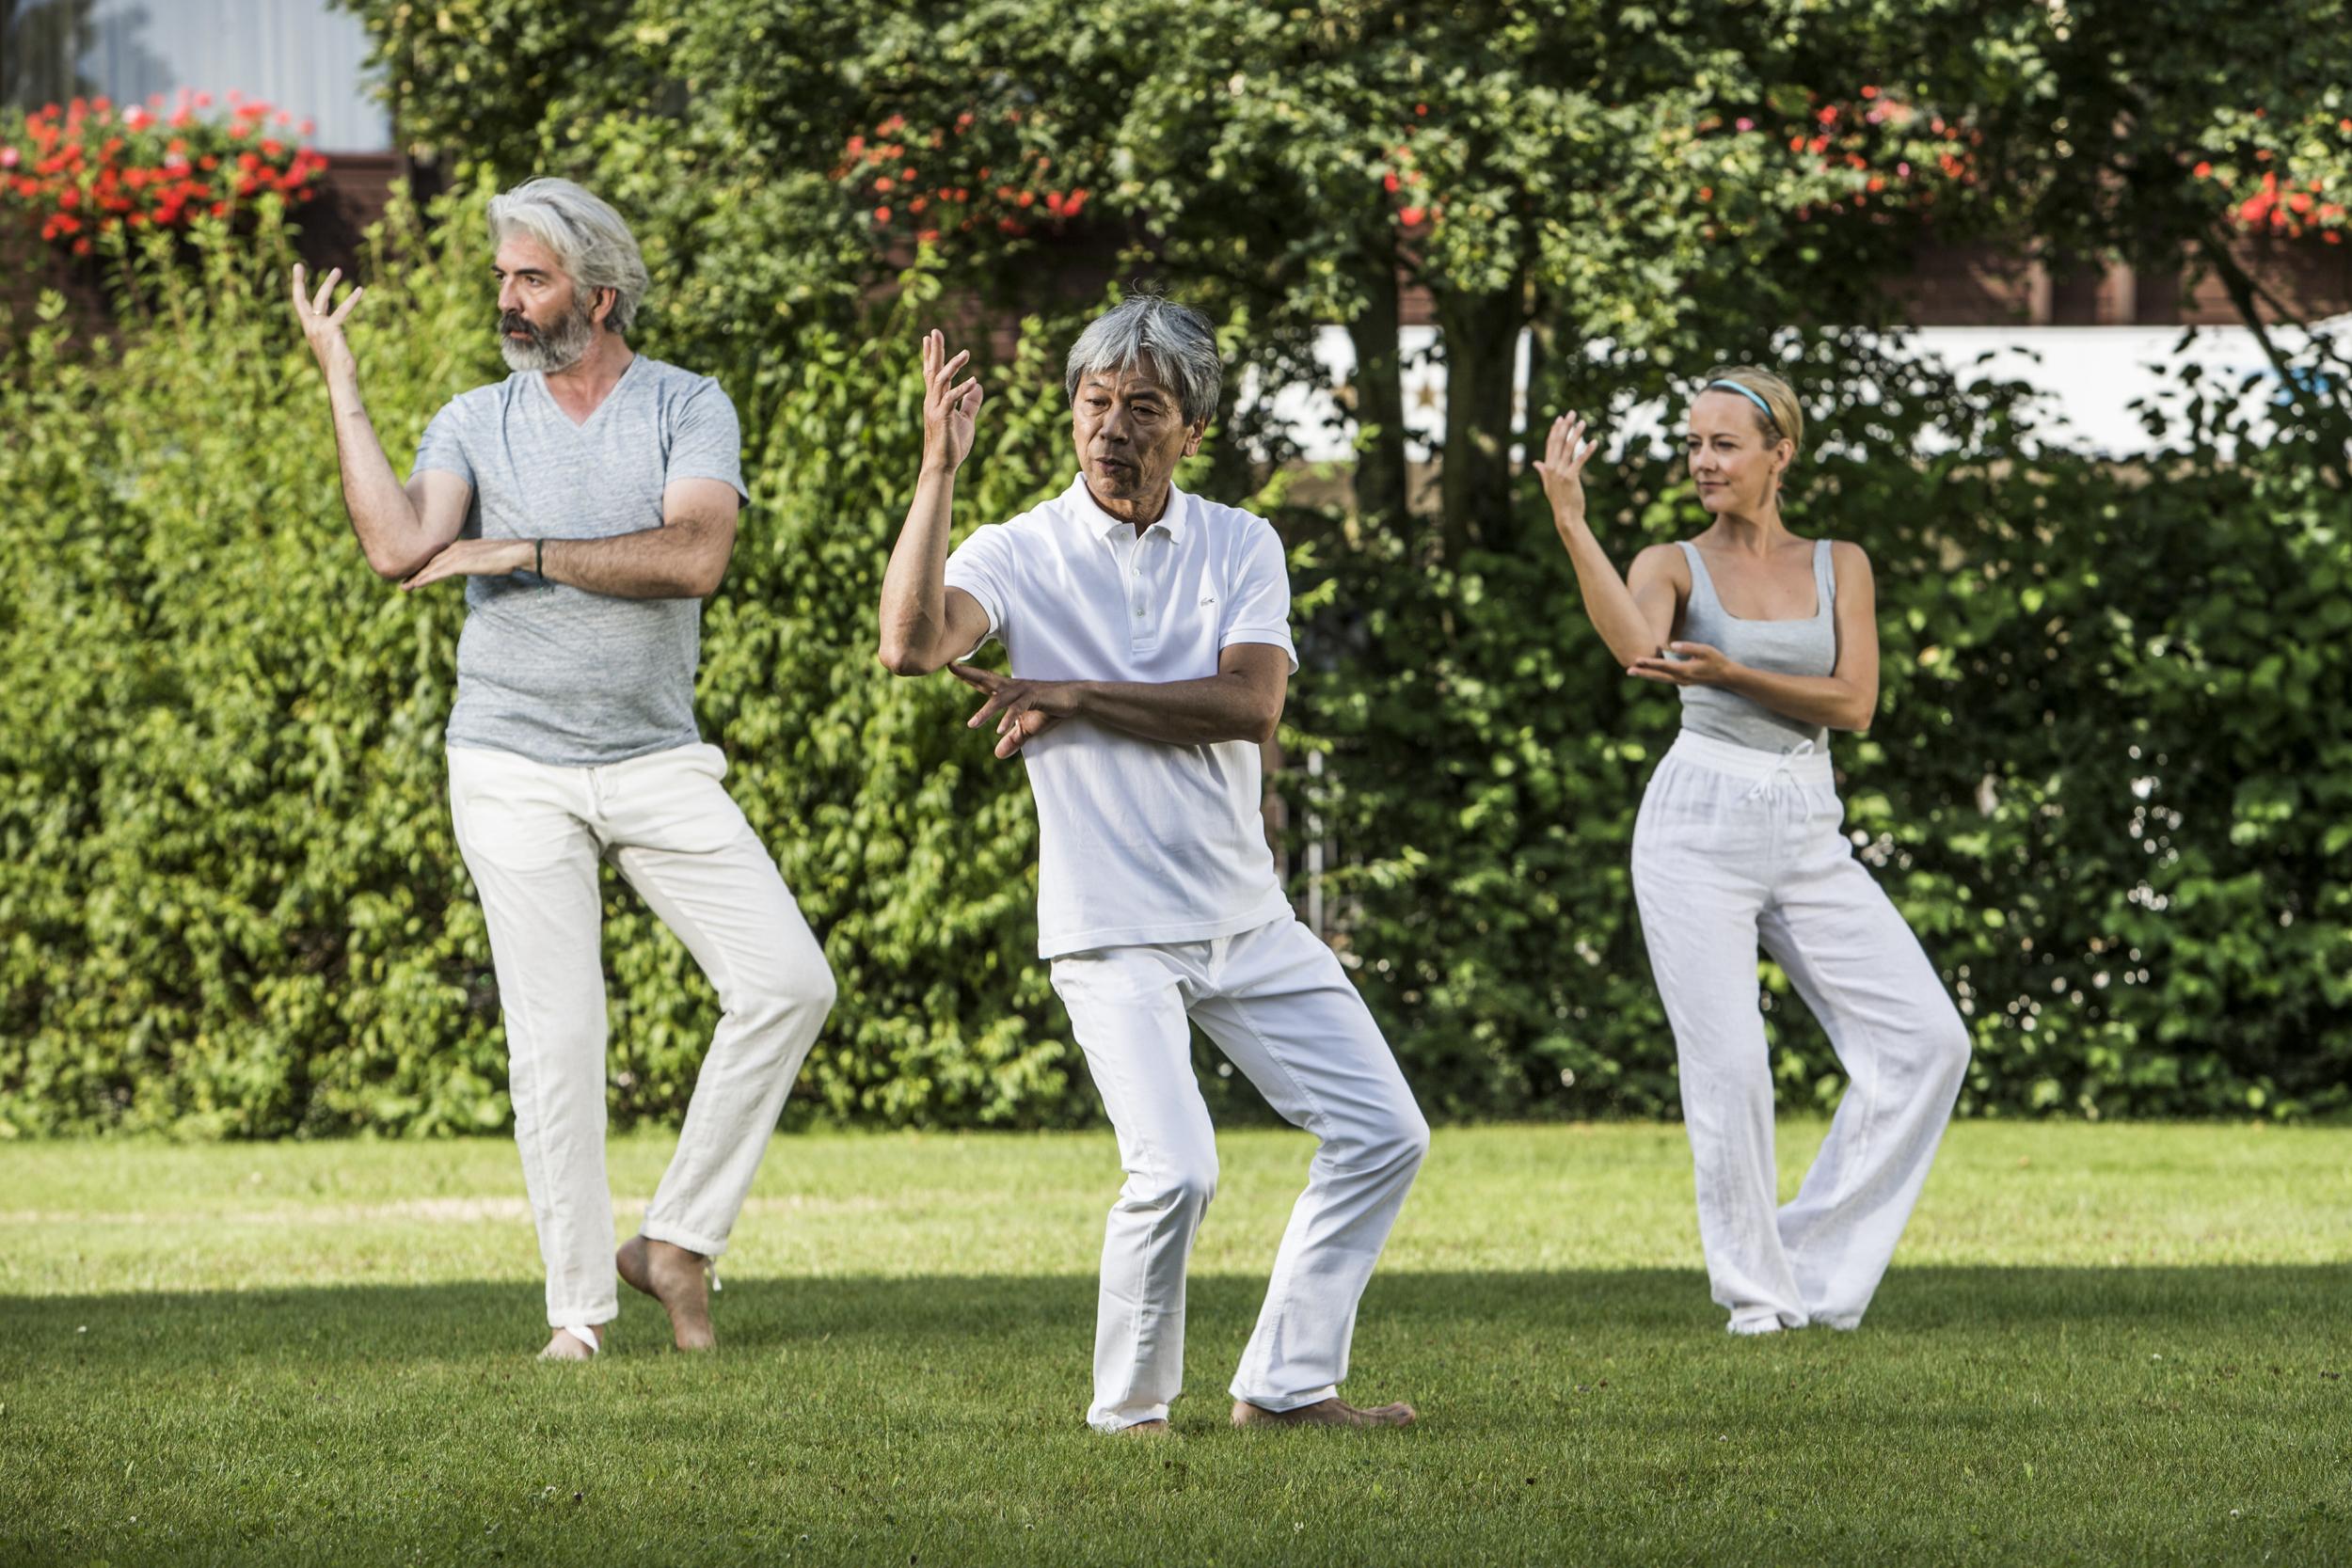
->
xmin=872 ymin=204 xmax=892 ymax=222
xmin=2192 ymin=161 xmax=2212 ymax=178
xmin=1398 ymin=205 xmax=1426 ymax=226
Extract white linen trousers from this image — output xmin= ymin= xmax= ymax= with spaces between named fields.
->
xmin=1630 ymin=731 xmax=1969 ymax=1332
xmin=1050 ymin=915 xmax=1430 ymax=1432
xmin=447 ymin=741 xmax=836 ymax=1330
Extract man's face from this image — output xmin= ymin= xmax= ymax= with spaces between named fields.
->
xmin=1072 ymin=362 xmax=1204 ymax=508
xmin=493 ymin=232 xmax=599 ymax=373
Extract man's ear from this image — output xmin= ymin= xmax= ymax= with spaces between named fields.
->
xmin=593 ymin=286 xmax=617 ymax=328
xmin=1182 ymin=419 xmax=1209 ymax=457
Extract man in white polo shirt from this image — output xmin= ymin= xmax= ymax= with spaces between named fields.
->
xmin=876 ymin=298 xmax=1429 ymax=1434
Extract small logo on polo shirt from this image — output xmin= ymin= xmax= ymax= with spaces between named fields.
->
xmin=1199 ymin=594 xmax=1216 ymax=606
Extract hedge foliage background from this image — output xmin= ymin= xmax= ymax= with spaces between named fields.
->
xmin=3 ymin=0 xmax=2349 ymax=1135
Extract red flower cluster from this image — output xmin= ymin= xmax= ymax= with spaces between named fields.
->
xmin=833 ymin=111 xmax=1089 ymax=246
xmin=2193 ymin=123 xmax=2352 ymax=245
xmin=1756 ymin=87 xmax=1980 ymax=223
xmin=1379 ymin=111 xmax=1438 ymax=232
xmin=1 ymin=89 xmax=327 ymax=256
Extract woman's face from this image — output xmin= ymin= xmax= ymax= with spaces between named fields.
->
xmin=1686 ymin=390 xmax=1790 ymax=516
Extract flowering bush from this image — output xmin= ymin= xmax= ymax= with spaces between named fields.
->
xmin=0 ymin=89 xmax=329 ymax=257
xmin=2192 ymin=108 xmax=2352 ymax=245
xmin=832 ymin=111 xmax=1094 ymax=249
xmin=1370 ymin=87 xmax=1979 ymax=243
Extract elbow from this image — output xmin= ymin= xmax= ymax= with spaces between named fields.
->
xmin=1836 ymin=690 xmax=1880 ymax=732
xmin=366 ymin=546 xmax=418 ymax=583
xmin=1248 ymin=702 xmax=1283 ymax=747
xmin=685 ymin=562 xmax=728 ymax=599
xmin=875 ymin=638 xmax=932 ymax=678
xmin=1602 ymin=635 xmax=1651 ymax=673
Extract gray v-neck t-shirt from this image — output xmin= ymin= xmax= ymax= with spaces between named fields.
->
xmin=410 ymin=356 xmax=749 ymax=767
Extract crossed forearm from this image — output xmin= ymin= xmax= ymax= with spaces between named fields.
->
xmin=541 ymin=518 xmax=728 ymax=599
xmin=1717 ymin=666 xmax=1875 ymax=732
xmin=1063 ymin=673 xmax=1281 ymax=747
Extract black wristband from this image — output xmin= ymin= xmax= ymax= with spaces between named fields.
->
xmin=534 ymin=537 xmax=546 ymax=578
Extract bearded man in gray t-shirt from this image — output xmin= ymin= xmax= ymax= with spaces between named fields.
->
xmin=293 ymin=178 xmax=836 ymax=1361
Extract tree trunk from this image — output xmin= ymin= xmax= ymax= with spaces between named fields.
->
xmin=1344 ymin=258 xmax=1411 ymax=539
xmin=1435 ymin=286 xmax=1522 ymax=561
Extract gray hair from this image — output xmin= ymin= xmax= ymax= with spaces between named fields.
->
xmin=487 ymin=178 xmax=650 ymax=335
xmin=1064 ymin=295 xmax=1222 ymax=425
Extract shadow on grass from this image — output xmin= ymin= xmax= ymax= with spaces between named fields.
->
xmin=4 ymin=1265 xmax=2345 ymax=1369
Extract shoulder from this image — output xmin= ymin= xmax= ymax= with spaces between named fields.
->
xmin=1629 ymin=540 xmax=1691 ymax=586
xmin=435 ymin=376 xmax=522 ymax=423
xmin=1188 ymin=493 xmax=1285 ymax=559
xmin=1828 ymin=539 xmax=1873 ymax=578
xmin=638 ymin=357 xmax=732 ymax=411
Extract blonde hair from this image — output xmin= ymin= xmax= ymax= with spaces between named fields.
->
xmin=1699 ymin=364 xmax=1803 ymax=456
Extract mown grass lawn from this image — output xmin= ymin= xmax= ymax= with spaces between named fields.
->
xmin=3 ymin=1119 xmax=2346 ymax=1565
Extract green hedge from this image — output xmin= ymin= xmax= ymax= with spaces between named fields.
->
xmin=1298 ymin=367 xmax=2352 ymax=1122
xmin=1 ymin=203 xmax=2345 ymax=1137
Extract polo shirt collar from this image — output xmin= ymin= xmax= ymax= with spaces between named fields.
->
xmin=1063 ymin=473 xmax=1190 ymax=543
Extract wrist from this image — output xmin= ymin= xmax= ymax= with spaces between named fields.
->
xmin=919 ymin=452 xmax=962 ymax=480
xmin=1050 ymin=680 xmax=1090 ymax=719
xmin=516 ymin=538 xmax=542 ymax=577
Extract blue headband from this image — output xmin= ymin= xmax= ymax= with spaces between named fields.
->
xmin=1707 ymin=379 xmax=1778 ymax=426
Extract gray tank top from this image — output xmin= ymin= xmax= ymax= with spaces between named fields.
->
xmin=1674 ymin=538 xmax=1836 ymax=753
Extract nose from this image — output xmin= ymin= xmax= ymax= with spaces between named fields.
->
xmin=497 ymin=280 xmax=521 ymax=316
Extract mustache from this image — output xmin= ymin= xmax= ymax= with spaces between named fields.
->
xmin=499 ymin=309 xmax=544 ymax=341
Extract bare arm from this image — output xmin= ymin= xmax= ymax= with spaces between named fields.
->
xmin=1630 ymin=543 xmax=1882 ymax=732
xmin=878 ymin=329 xmax=993 ymax=674
xmin=1535 ymin=412 xmax=1679 ymax=667
xmin=292 ymin=262 xmax=469 ymax=580
xmin=397 ymin=478 xmax=741 ymax=598
xmin=950 ymin=642 xmax=1290 ymax=759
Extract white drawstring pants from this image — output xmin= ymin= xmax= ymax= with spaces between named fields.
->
xmin=1631 ymin=731 xmax=1970 ymax=1332
xmin=447 ymin=742 xmax=837 ymax=1330
xmin=1050 ymin=916 xmax=1429 ymax=1432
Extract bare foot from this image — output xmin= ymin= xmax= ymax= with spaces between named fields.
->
xmin=1112 ymin=1418 xmax=1173 ymax=1438
xmin=537 ymin=1328 xmax=596 ymax=1361
xmin=1231 ymin=1396 xmax=1417 ymax=1430
xmin=616 ymin=1235 xmax=715 ymax=1351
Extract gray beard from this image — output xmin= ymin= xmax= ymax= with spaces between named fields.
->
xmin=499 ymin=300 xmax=599 ymax=374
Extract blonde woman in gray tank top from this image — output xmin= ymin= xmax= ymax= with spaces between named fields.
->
xmin=1535 ymin=367 xmax=1970 ymax=1336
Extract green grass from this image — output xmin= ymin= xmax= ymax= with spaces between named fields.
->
xmin=2 ymin=1120 xmax=2346 ymax=1566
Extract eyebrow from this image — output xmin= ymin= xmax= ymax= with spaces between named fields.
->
xmin=491 ymin=265 xmax=552 ymax=280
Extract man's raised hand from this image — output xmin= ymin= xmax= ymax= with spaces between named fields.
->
xmin=921 ymin=328 xmax=984 ymax=473
xmin=291 ymin=261 xmax=364 ymax=383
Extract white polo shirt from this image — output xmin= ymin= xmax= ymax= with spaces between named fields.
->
xmin=945 ymin=474 xmax=1299 ymax=959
